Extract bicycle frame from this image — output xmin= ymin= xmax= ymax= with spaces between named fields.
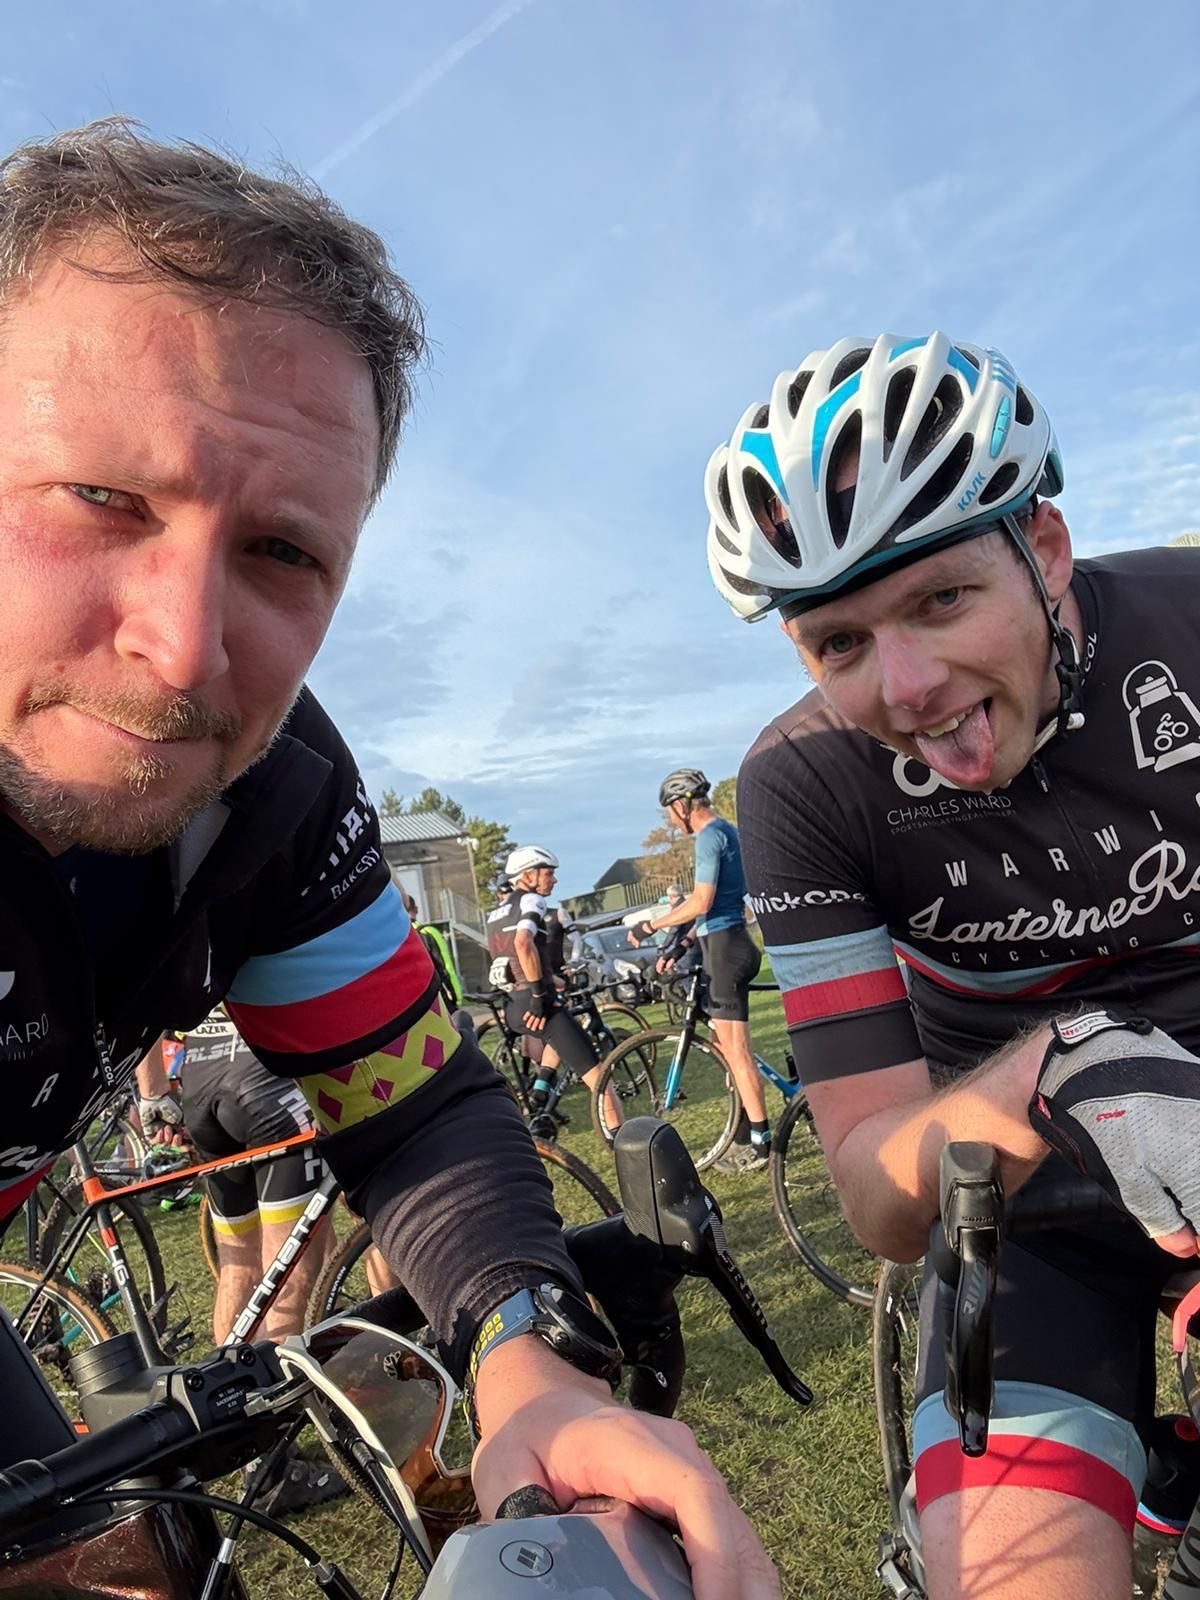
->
xmin=27 ymin=1128 xmax=342 ymax=1362
xmin=660 ymin=970 xmax=800 ymax=1110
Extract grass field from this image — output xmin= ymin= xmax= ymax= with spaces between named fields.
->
xmin=114 ymin=990 xmax=894 ymax=1598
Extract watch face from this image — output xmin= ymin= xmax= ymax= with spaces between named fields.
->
xmin=538 ymin=1283 xmax=620 ymax=1354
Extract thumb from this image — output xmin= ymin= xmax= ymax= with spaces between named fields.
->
xmin=1122 ymin=1165 xmax=1195 ymax=1246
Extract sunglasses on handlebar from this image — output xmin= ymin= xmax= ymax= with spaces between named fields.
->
xmin=277 ymin=1317 xmax=474 ymax=1568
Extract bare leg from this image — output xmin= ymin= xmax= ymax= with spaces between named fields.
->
xmin=583 ymin=1061 xmax=623 ymax=1130
xmin=711 ymin=1017 xmax=768 ymax=1124
xmin=256 ymin=1214 xmax=334 ymax=1342
xmin=212 ymin=1221 xmax=262 ymax=1345
xmin=922 ymin=1486 xmax=1131 ymax=1600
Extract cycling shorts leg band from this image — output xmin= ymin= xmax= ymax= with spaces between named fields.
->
xmin=913 ymin=1381 xmax=1146 ymax=1531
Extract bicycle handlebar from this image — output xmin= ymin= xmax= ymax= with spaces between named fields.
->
xmin=0 ymin=1118 xmax=808 ymax=1596
xmin=0 ymin=1342 xmax=287 ymax=1541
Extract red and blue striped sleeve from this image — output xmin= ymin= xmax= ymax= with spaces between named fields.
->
xmin=739 ymin=715 xmax=921 ymax=1082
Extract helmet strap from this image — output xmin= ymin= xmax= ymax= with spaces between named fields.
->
xmin=1000 ymin=513 xmax=1085 ymax=740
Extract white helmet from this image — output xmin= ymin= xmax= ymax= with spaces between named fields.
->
xmin=504 ymin=845 xmax=559 ymax=878
xmin=705 ymin=332 xmax=1064 ymax=622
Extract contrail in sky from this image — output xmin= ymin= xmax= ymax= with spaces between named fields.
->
xmin=311 ymin=0 xmax=537 ymax=181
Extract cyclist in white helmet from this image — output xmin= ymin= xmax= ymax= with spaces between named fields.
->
xmin=486 ymin=846 xmax=620 ymax=1127
xmin=711 ymin=332 xmax=1200 ymax=1600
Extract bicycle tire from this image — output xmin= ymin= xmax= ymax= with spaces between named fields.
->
xmin=84 ymin=1113 xmax=149 ymax=1187
xmin=307 ymin=1138 xmax=620 ymax=1325
xmin=198 ymin=1196 xmax=221 ymax=1282
xmin=590 ymin=1028 xmax=740 ymax=1172
xmin=769 ymin=1090 xmax=875 ymax=1307
xmin=476 ymin=1018 xmax=529 ymax=1106
xmin=39 ymin=1182 xmax=171 ymax=1340
xmin=596 ymin=1001 xmax=649 ymax=1038
xmin=873 ymin=1256 xmax=923 ymax=1526
xmin=0 ymin=1259 xmax=119 ymax=1418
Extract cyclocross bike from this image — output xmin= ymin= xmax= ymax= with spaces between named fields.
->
xmin=589 ymin=964 xmax=875 ymax=1306
xmin=470 ymin=965 xmax=653 ymax=1139
xmin=873 ymin=1141 xmax=1200 ymax=1600
xmin=4 ymin=1123 xmax=619 ymax=1417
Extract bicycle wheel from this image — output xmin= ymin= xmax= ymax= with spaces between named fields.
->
xmin=769 ymin=1090 xmax=875 ymax=1306
xmin=39 ymin=1183 xmax=172 ymax=1343
xmin=0 ymin=1259 xmax=118 ymax=1418
xmin=873 ymin=1257 xmax=926 ymax=1597
xmin=596 ymin=1001 xmax=649 ymax=1042
xmin=199 ymin=1196 xmax=221 ymax=1282
xmin=307 ymin=1138 xmax=620 ymax=1325
xmin=476 ymin=1018 xmax=529 ymax=1107
xmin=590 ymin=1029 xmax=740 ymax=1172
xmin=83 ymin=1113 xmax=149 ymax=1187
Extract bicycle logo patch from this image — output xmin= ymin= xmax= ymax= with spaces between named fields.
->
xmin=1121 ymin=660 xmax=1200 ymax=774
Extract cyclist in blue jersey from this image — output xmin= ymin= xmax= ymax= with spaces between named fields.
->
xmin=636 ymin=771 xmax=769 ymax=1171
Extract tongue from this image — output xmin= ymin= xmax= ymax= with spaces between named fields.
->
xmin=915 ymin=702 xmax=995 ymax=788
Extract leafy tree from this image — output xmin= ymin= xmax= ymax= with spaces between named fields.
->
xmin=467 ymin=816 xmax=514 ymax=910
xmin=638 ymin=821 xmax=693 ymax=884
xmin=711 ymin=775 xmax=737 ymax=825
xmin=408 ymin=787 xmax=466 ymax=827
xmin=379 ymin=787 xmax=405 ymax=819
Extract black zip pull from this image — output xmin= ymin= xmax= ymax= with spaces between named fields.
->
xmin=1031 ymin=756 xmax=1050 ymax=794
xmin=94 ymin=1023 xmax=117 ymax=1090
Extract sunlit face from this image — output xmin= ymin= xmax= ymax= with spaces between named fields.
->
xmin=0 ymin=240 xmax=379 ymax=851
xmin=783 ymin=509 xmax=1078 ymax=792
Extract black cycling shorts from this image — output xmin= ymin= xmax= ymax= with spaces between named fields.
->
xmin=181 ymin=1055 xmax=324 ymax=1234
xmin=699 ymin=925 xmax=762 ymax=1022
xmin=504 ymin=989 xmax=599 ymax=1074
xmin=912 ymin=1155 xmax=1169 ymax=1531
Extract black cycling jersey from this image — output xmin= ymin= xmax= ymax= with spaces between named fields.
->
xmin=486 ymin=889 xmax=549 ymax=984
xmin=0 ymin=687 xmax=579 ymax=1374
xmin=738 ymin=547 xmax=1200 ymax=1081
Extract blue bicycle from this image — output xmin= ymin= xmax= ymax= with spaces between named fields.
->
xmin=589 ymin=965 xmax=875 ymax=1304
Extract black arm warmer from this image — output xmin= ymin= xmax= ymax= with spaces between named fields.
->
xmin=315 ymin=1037 xmax=585 ymax=1380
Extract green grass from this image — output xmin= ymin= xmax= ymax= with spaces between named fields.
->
xmin=133 ymin=990 xmax=890 ymax=1598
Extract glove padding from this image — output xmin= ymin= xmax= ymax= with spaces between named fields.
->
xmin=523 ymin=986 xmax=555 ymax=1022
xmin=1029 ymin=1010 xmax=1200 ymax=1242
xmin=138 ymin=1093 xmax=184 ymax=1138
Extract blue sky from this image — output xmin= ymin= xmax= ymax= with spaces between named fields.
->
xmin=5 ymin=1 xmax=1198 ymax=896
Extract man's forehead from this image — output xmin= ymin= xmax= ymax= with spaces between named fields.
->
xmin=790 ymin=537 xmax=1004 ymax=638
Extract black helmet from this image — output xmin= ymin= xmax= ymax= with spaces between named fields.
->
xmin=658 ymin=768 xmax=710 ymax=808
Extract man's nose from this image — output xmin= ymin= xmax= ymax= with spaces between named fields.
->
xmin=112 ymin=535 xmax=230 ymax=690
xmin=874 ymin=630 xmax=950 ymax=714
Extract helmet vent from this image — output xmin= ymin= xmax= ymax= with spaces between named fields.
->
xmin=1015 ymin=386 xmax=1035 ymax=426
xmin=717 ymin=464 xmax=736 ymax=527
xmin=829 ymin=348 xmax=870 ymax=388
xmin=956 ymin=346 xmax=980 ymax=371
xmin=719 ymin=566 xmax=789 ymax=600
xmin=900 ymin=376 xmax=963 ymax=481
xmin=743 ymin=468 xmax=800 ymax=565
xmin=786 ymin=371 xmax=812 ymax=417
xmin=825 ymin=413 xmax=861 ymax=549
xmin=750 ymin=403 xmax=771 ymax=429
xmin=883 ymin=367 xmax=915 ymax=462
xmin=889 ymin=434 xmax=975 ymax=536
xmin=979 ymin=461 xmax=1020 ymax=506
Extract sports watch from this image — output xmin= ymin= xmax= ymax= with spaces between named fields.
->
xmin=465 ymin=1282 xmax=622 ymax=1432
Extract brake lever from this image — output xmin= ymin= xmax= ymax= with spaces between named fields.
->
xmin=565 ymin=1217 xmax=685 ymax=1416
xmin=938 ymin=1142 xmax=1004 ymax=1457
xmin=613 ymin=1119 xmax=813 ymax=1408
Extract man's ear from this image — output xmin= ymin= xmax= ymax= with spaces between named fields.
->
xmin=1026 ymin=501 xmax=1073 ymax=606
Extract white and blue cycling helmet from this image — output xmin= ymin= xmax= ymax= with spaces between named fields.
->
xmin=705 ymin=332 xmax=1081 ymax=734
xmin=705 ymin=331 xmax=1064 ymax=623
